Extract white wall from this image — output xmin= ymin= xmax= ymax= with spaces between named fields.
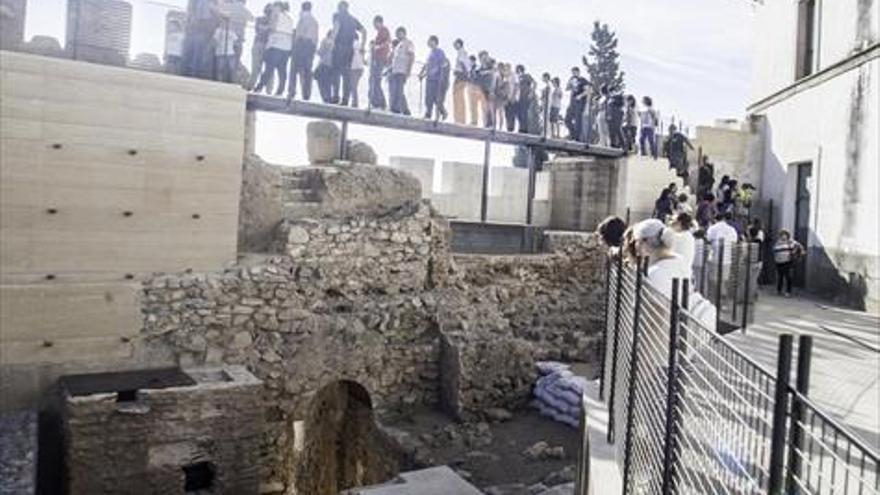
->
xmin=750 ymin=0 xmax=879 ymax=101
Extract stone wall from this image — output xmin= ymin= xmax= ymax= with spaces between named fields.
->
xmin=62 ymin=366 xmax=262 ymax=495
xmin=453 ymin=232 xmax=606 ymax=363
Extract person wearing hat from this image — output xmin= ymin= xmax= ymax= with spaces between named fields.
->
xmin=633 ymin=219 xmax=716 ymax=328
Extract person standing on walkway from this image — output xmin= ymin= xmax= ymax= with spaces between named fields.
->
xmin=213 ymin=16 xmax=239 ymax=83
xmin=332 ymin=1 xmax=367 ymax=105
xmin=451 ymin=38 xmax=472 ymax=124
xmin=664 ymin=124 xmax=694 ymax=181
xmin=515 ymin=65 xmax=536 ymax=134
xmin=388 ymin=26 xmax=414 ymax=115
xmin=347 ymin=35 xmax=366 ymax=107
xmin=622 ymin=95 xmax=638 ymax=153
xmin=474 ymin=52 xmax=497 ymax=128
xmin=773 ymin=229 xmax=803 ymax=297
xmin=289 ymin=1 xmax=318 ymax=100
xmin=595 ymin=85 xmax=611 ymax=146
xmin=420 ymin=35 xmax=449 ymax=120
xmin=607 ymin=92 xmax=625 ymax=148
xmin=314 ymin=28 xmax=336 ymax=103
xmin=247 ymin=4 xmax=273 ymax=90
xmin=183 ymin=0 xmax=223 ymax=80
xmin=164 ymin=19 xmax=185 ymax=76
xmin=495 ymin=63 xmax=515 ymax=131
xmin=467 ymin=55 xmax=484 ymax=126
xmin=565 ymin=67 xmax=588 ymax=140
xmin=639 ymin=96 xmax=659 ymax=158
xmin=549 ymin=77 xmax=563 ymax=138
xmin=220 ymin=0 xmax=253 ymax=82
xmin=366 ymin=15 xmax=391 ymax=109
xmin=254 ymin=2 xmax=294 ymax=96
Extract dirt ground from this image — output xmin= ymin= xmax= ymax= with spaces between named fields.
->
xmin=386 ymin=362 xmax=599 ymax=492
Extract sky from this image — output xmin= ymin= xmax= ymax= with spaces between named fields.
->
xmin=25 ymin=0 xmax=756 ymax=169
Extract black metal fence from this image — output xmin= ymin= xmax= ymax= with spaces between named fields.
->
xmin=599 ymin=257 xmax=880 ymax=495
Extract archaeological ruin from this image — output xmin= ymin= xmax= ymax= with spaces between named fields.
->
xmin=0 ymin=11 xmax=725 ymax=489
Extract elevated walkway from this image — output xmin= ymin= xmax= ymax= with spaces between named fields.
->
xmin=248 ymin=95 xmax=625 ymax=158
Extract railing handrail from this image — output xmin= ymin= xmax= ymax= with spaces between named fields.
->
xmin=788 ymin=387 xmax=880 ymax=462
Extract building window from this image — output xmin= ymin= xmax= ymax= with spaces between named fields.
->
xmin=796 ymin=0 xmax=818 ymax=79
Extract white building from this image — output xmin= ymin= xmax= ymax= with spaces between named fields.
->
xmin=749 ymin=0 xmax=879 ymax=312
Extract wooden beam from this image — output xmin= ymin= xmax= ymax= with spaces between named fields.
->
xmin=247 ymin=95 xmax=625 ymax=158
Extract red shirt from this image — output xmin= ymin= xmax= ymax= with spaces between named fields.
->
xmin=372 ymin=26 xmax=391 ymax=66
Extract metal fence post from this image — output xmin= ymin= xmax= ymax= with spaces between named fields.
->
xmin=715 ymin=242 xmax=725 ymax=332
xmin=480 ymin=138 xmax=491 ymax=222
xmin=339 ymin=120 xmax=349 ymax=160
xmin=622 ymin=262 xmax=646 ymax=494
xmin=575 ymin=392 xmax=591 ymax=495
xmin=742 ymin=242 xmax=754 ymax=332
xmin=607 ymin=253 xmax=625 ymax=443
xmin=785 ymin=335 xmax=813 ymax=493
xmin=662 ymin=279 xmax=682 ymax=494
xmin=600 ymin=255 xmax=611 ymax=401
xmin=768 ymin=334 xmax=794 ymax=494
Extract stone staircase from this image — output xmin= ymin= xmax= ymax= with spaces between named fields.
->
xmin=279 ymin=168 xmax=323 ymax=219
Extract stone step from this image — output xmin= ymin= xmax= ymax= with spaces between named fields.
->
xmin=281 ymin=175 xmax=311 ymax=189
xmin=282 ymin=202 xmax=324 ymax=219
xmin=282 ymin=189 xmax=318 ymax=203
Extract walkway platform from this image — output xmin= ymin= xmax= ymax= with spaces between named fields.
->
xmin=247 ymin=95 xmax=625 ymax=157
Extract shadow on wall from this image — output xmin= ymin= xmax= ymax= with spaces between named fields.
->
xmin=294 ymin=380 xmax=402 ymax=495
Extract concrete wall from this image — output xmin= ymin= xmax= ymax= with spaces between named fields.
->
xmin=755 ymin=59 xmax=879 ymax=311
xmin=388 ymin=156 xmax=552 ymax=226
xmin=614 ymin=155 xmax=686 ymax=223
xmin=750 ymin=1 xmax=880 ymax=311
xmin=0 ymin=51 xmax=246 ymax=410
xmin=692 ymin=122 xmax=764 ymax=189
xmin=750 ymin=0 xmax=879 ymax=101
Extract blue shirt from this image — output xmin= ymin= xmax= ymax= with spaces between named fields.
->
xmin=426 ymin=47 xmax=446 ymax=80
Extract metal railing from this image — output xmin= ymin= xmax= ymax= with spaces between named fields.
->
xmin=599 ymin=258 xmax=880 ymax=495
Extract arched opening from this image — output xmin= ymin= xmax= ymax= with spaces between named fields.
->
xmin=294 ymin=380 xmax=400 ymax=495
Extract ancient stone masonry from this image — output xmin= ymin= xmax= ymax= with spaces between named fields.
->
xmin=61 ymin=367 xmax=262 ymax=495
xmin=138 ymin=158 xmax=608 ymax=493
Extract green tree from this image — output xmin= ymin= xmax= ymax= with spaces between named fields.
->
xmin=582 ymin=21 xmax=625 ymax=95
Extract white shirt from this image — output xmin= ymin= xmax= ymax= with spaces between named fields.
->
xmin=649 ymin=254 xmax=717 ymax=331
xmin=455 ymin=47 xmax=471 ymax=75
xmin=391 ymin=38 xmax=415 ymax=75
xmin=706 ymin=221 xmax=738 ymax=264
xmin=706 ymin=221 xmax=738 ymax=246
xmin=669 ymin=230 xmax=696 ymax=270
xmin=351 ymin=44 xmax=365 ymax=71
xmin=640 ymin=108 xmax=658 ymax=128
xmin=551 ymin=87 xmax=563 ymax=109
xmin=647 ymin=255 xmax=692 ymax=299
xmin=294 ymin=10 xmax=319 ymax=45
xmin=165 ymin=31 xmax=184 ymax=57
xmin=267 ymin=12 xmax=294 ymax=50
xmin=214 ymin=28 xmax=238 ymax=56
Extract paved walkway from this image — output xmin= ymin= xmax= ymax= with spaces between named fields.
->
xmin=725 ymin=292 xmax=880 ymax=450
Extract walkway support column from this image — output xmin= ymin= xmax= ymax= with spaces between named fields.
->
xmin=480 ymin=138 xmax=491 ymax=222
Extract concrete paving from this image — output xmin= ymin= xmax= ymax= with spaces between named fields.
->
xmin=582 ymin=379 xmax=624 ymax=494
xmin=725 ymin=292 xmax=880 ymax=450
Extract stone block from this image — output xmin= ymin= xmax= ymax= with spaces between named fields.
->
xmin=307 ymin=121 xmax=341 ymax=164
xmin=0 ymin=410 xmax=37 ymax=495
xmin=61 ymin=366 xmax=263 ymax=495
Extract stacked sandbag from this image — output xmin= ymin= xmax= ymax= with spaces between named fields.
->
xmin=531 ymin=361 xmax=589 ymax=429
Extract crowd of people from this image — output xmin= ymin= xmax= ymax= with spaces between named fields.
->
xmin=643 ymin=163 xmax=805 ymax=298
xmin=172 ymin=0 xmax=673 ymax=149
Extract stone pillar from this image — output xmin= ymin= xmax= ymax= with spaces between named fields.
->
xmin=546 ymin=156 xmax=621 ymax=232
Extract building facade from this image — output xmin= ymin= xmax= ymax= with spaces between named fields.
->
xmin=749 ymin=0 xmax=879 ymax=312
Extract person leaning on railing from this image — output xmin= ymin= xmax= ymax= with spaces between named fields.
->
xmin=632 ymin=219 xmax=717 ymax=329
